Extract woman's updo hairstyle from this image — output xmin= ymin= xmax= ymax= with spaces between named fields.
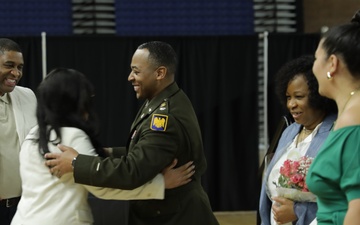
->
xmin=321 ymin=9 xmax=360 ymax=78
xmin=351 ymin=10 xmax=360 ymax=24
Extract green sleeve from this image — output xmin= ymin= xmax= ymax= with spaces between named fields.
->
xmin=112 ymin=147 xmax=127 ymax=157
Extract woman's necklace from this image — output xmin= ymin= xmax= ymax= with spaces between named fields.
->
xmin=302 ymin=127 xmax=314 ymax=135
xmin=296 ymin=127 xmax=314 ymax=147
xmin=338 ymin=88 xmax=360 ymax=118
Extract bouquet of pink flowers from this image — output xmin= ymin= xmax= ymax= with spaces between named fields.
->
xmin=273 ymin=156 xmax=316 ymax=202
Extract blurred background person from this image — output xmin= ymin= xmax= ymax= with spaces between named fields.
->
xmin=259 ymin=55 xmax=337 ymax=225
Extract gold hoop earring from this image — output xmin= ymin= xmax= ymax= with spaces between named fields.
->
xmin=327 ymin=72 xmax=332 ymax=80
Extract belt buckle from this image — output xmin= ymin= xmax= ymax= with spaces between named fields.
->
xmin=6 ymin=199 xmax=12 ymax=208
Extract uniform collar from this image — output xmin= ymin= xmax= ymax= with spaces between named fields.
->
xmin=135 ymin=82 xmax=179 ymax=123
xmin=145 ymin=82 xmax=179 ymax=110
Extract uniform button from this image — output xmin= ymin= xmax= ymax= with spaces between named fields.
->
xmin=147 ymin=193 xmax=151 ymax=197
xmin=156 ymin=210 xmax=161 ymax=215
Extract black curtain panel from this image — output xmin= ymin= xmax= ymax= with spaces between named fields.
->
xmin=43 ymin=36 xmax=261 ymax=212
xmin=10 ymin=37 xmax=42 ymax=89
xmin=174 ymin=36 xmax=260 ymax=211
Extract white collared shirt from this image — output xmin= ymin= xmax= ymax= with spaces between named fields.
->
xmin=0 ymin=93 xmax=22 ymax=198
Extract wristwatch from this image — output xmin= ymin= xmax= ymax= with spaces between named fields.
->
xmin=71 ymin=157 xmax=77 ymax=170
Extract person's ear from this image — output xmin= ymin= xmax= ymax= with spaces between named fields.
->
xmin=156 ymin=66 xmax=167 ymax=80
xmin=328 ymin=54 xmax=340 ymax=75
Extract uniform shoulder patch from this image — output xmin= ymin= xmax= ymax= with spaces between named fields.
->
xmin=150 ymin=114 xmax=168 ymax=131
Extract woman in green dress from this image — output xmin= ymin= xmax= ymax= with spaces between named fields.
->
xmin=308 ymin=10 xmax=360 ymax=225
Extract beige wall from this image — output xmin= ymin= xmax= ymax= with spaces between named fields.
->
xmin=303 ymin=0 xmax=360 ymax=33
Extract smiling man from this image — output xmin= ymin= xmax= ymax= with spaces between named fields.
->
xmin=45 ymin=41 xmax=219 ymax=225
xmin=0 ymin=38 xmax=37 ymax=224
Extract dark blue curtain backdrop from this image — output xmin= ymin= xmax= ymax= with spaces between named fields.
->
xmin=0 ymin=0 xmax=254 ymax=36
xmin=0 ymin=0 xmax=72 ymax=36
xmin=115 ymin=0 xmax=254 ymax=36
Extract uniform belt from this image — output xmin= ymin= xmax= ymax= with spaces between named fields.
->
xmin=0 ymin=197 xmax=21 ymax=208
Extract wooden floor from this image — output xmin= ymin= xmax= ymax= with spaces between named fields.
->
xmin=214 ymin=211 xmax=257 ymax=225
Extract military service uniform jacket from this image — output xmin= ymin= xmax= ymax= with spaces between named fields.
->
xmin=74 ymin=82 xmax=219 ymax=225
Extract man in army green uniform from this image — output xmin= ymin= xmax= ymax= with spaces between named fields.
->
xmin=46 ymin=41 xmax=219 ymax=225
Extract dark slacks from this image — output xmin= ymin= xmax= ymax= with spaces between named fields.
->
xmin=88 ymin=194 xmax=129 ymax=225
xmin=0 ymin=197 xmax=20 ymax=225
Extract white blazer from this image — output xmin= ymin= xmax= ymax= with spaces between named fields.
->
xmin=11 ymin=126 xmax=164 ymax=225
xmin=9 ymin=86 xmax=37 ymax=145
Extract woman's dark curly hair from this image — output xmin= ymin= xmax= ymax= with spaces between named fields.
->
xmin=275 ymin=55 xmax=337 ymax=114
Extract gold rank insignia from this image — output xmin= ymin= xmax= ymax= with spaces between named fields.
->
xmin=160 ymin=102 xmax=167 ymax=111
xmin=150 ymin=114 xmax=168 ymax=131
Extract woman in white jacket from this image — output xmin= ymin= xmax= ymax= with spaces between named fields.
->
xmin=11 ymin=68 xmax=193 ymax=225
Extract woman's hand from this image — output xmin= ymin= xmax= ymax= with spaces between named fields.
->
xmin=162 ymin=159 xmax=195 ymax=189
xmin=272 ymin=196 xmax=297 ymax=224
